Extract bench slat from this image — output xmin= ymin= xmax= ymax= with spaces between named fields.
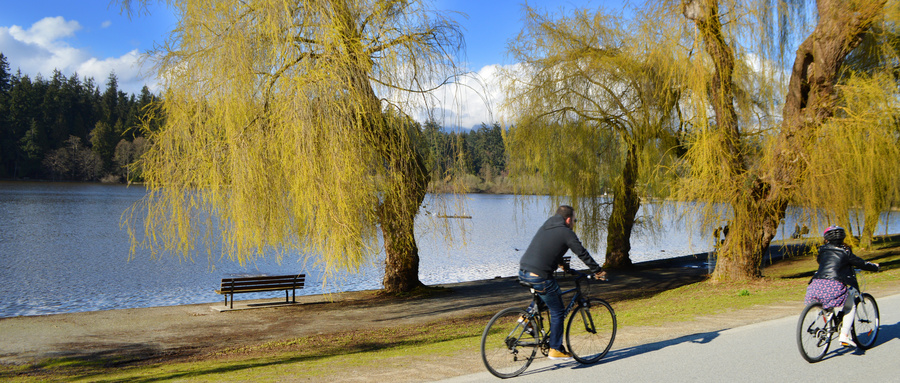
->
xmin=221 ymin=280 xmax=303 ymax=288
xmin=222 ymin=274 xmax=306 ymax=282
xmin=215 ymin=286 xmax=299 ymax=294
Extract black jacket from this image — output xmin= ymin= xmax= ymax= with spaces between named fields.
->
xmin=812 ymin=243 xmax=878 ymax=290
xmin=519 ymin=215 xmax=602 ymax=279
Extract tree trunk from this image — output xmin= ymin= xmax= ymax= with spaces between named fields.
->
xmin=380 ymin=195 xmax=425 ymax=293
xmin=713 ymin=193 xmax=785 ymax=281
xmin=380 ymin=148 xmax=429 ymax=294
xmin=334 ymin=0 xmax=429 ymax=294
xmin=730 ymin=0 xmax=887 ymax=280
xmin=604 ymin=142 xmax=639 ymax=269
xmin=860 ymin=208 xmax=879 ymax=249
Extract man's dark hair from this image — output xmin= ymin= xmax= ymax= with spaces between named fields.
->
xmin=556 ymin=205 xmax=574 ymax=218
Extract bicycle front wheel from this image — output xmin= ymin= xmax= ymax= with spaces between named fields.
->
xmin=566 ymin=298 xmax=616 ymax=364
xmin=797 ymin=302 xmax=831 ymax=363
xmin=852 ymin=293 xmax=880 ymax=349
xmin=481 ymin=307 xmax=538 ymax=378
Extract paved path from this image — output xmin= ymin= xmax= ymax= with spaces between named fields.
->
xmin=441 ymin=293 xmax=900 ymax=382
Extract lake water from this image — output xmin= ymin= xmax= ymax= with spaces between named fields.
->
xmin=1 ymin=181 xmax=896 ymax=318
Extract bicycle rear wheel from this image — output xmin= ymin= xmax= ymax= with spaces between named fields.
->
xmin=566 ymin=298 xmax=616 ymax=364
xmin=796 ymin=302 xmax=831 ymax=363
xmin=852 ymin=293 xmax=879 ymax=349
xmin=481 ymin=307 xmax=538 ymax=378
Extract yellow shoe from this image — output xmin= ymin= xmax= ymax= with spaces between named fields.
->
xmin=548 ymin=348 xmax=572 ymax=360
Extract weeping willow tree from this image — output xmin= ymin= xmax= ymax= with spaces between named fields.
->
xmin=120 ymin=0 xmax=464 ymax=294
xmin=502 ymin=6 xmax=686 ymax=268
xmin=671 ymin=0 xmax=897 ymax=281
xmin=801 ymin=73 xmax=900 ymax=248
xmin=800 ymin=7 xmax=900 ymax=248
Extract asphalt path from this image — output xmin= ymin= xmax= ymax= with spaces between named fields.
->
xmin=440 ymin=293 xmax=900 ymax=382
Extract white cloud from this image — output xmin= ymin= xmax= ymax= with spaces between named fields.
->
xmin=417 ymin=64 xmax=512 ymax=130
xmin=77 ymin=50 xmax=145 ymax=90
xmin=0 ymin=17 xmax=151 ymax=94
xmin=101 ymin=21 xmax=112 ymax=29
xmin=8 ymin=16 xmax=80 ymax=47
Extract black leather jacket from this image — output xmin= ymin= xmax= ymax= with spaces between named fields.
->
xmin=812 ymin=243 xmax=878 ymax=290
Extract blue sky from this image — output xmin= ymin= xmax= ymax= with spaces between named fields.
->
xmin=1 ymin=0 xmax=626 ymax=128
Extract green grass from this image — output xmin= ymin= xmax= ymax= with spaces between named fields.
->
xmin=4 ymin=243 xmax=900 ymax=382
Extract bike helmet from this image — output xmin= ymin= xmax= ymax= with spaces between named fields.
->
xmin=823 ymin=225 xmax=845 ymax=243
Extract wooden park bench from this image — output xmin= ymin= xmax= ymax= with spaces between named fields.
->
xmin=215 ymin=274 xmax=305 ymax=309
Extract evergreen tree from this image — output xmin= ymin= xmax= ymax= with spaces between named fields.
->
xmin=93 ymin=73 xmax=125 ymax=173
xmin=466 ymin=123 xmax=506 ymax=179
xmin=64 ymin=73 xmax=90 ymax=141
xmin=6 ymin=71 xmax=37 ymax=178
xmin=0 ymin=53 xmax=10 ymax=94
xmin=42 ymin=70 xmax=70 ymax=149
xmin=101 ymin=72 xmax=120 ymax=126
xmin=0 ymin=53 xmax=11 ymax=178
xmin=90 ymin=120 xmax=118 ymax=173
xmin=0 ymin=53 xmax=157 ymax=180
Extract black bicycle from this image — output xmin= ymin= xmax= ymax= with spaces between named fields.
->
xmin=480 ymin=270 xmax=616 ymax=378
xmin=796 ymin=270 xmax=880 ymax=363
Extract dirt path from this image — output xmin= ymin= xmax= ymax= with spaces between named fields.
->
xmin=0 ymin=262 xmax=708 ymax=366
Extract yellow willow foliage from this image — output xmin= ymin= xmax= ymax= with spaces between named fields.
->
xmin=797 ymin=72 xmax=900 ymax=244
xmin=665 ymin=0 xmax=813 ymax=236
xmin=125 ymin=0 xmax=463 ymax=279
xmin=502 ymin=5 xmax=686 ymax=250
xmin=644 ymin=1 xmax=895 ymax=281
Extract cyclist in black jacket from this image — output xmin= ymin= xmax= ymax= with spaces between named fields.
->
xmin=518 ymin=205 xmax=606 ymax=360
xmin=805 ymin=226 xmax=879 ymax=348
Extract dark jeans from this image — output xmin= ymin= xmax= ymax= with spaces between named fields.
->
xmin=518 ymin=269 xmax=566 ymax=351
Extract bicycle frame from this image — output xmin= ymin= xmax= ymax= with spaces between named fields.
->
xmin=523 ymin=273 xmax=593 ymax=347
xmin=482 ymin=270 xmax=616 ymax=377
xmin=814 ymin=308 xmax=840 ymax=342
xmin=797 ymin=268 xmax=881 ymax=362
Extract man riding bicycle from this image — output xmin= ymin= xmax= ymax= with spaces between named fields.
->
xmin=804 ymin=225 xmax=879 ymax=348
xmin=518 ymin=205 xmax=607 ymax=360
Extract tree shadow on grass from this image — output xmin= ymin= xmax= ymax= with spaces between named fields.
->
xmin=1 ymin=327 xmax=480 ymax=382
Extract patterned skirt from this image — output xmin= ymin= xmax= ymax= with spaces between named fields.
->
xmin=804 ymin=278 xmax=847 ymax=309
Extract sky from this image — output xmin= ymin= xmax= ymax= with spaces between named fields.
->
xmin=1 ymin=0 xmax=627 ymax=129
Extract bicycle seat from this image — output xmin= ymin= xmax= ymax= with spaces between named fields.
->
xmin=517 ymin=279 xmax=536 ymax=289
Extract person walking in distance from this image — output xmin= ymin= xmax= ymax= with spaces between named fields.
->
xmin=518 ymin=205 xmax=607 ymax=360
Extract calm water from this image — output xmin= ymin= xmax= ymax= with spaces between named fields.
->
xmin=1 ymin=181 xmax=896 ymax=318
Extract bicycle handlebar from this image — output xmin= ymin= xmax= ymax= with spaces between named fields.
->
xmin=565 ymin=268 xmax=609 ymax=282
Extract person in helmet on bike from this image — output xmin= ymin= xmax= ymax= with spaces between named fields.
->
xmin=804 ymin=225 xmax=879 ymax=348
xmin=518 ymin=205 xmax=607 ymax=360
